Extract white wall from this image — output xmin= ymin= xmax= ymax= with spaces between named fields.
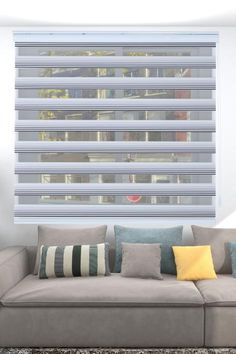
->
xmin=0 ymin=26 xmax=236 ymax=247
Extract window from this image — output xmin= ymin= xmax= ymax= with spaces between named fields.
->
xmin=14 ymin=31 xmax=217 ymax=222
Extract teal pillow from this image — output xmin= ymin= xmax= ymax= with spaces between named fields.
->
xmin=229 ymin=243 xmax=236 ymax=277
xmin=114 ymin=225 xmax=183 ymax=274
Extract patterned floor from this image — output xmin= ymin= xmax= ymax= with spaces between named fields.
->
xmin=1 ymin=349 xmax=236 ymax=354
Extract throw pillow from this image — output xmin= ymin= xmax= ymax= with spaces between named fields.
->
xmin=114 ymin=225 xmax=183 ymax=274
xmin=121 ymin=242 xmax=163 ymax=280
xmin=229 ymin=243 xmax=236 ymax=277
xmin=39 ymin=243 xmax=110 ymax=279
xmin=34 ymin=225 xmax=107 ymax=275
xmin=172 ymin=245 xmax=217 ymax=281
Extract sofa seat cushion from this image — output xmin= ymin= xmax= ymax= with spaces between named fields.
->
xmin=196 ymin=275 xmax=236 ymax=306
xmin=1 ymin=273 xmax=203 ymax=307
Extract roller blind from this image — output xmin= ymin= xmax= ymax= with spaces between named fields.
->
xmin=14 ymin=31 xmax=217 ymax=222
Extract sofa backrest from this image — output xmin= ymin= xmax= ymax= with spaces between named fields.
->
xmin=26 ymin=225 xmax=194 ymax=274
xmin=26 ymin=231 xmax=116 ymax=274
xmin=26 ymin=246 xmax=37 ymax=274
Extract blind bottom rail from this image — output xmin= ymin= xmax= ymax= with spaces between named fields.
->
xmin=14 ymin=205 xmax=215 ymax=218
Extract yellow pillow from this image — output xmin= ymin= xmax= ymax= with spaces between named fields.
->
xmin=172 ymin=245 xmax=217 ymax=281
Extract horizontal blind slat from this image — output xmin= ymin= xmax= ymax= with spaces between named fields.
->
xmin=15 ymin=162 xmax=216 ymax=175
xmin=16 ymin=77 xmax=216 ymax=90
xmin=14 ymin=205 xmax=216 ymax=218
xmin=14 ymin=32 xmax=218 ymax=47
xmin=15 ymin=120 xmax=216 ymax=132
xmin=15 ymin=183 xmax=215 ymax=196
xmin=14 ymin=31 xmax=218 ymax=45
xmin=15 ymin=98 xmax=216 ymax=111
xmin=15 ymin=141 xmax=216 ymax=153
xmin=15 ymin=56 xmax=216 ymax=69
xmin=15 ymin=43 xmax=216 ymax=48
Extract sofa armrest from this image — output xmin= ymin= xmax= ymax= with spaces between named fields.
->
xmin=0 ymin=246 xmax=29 ymax=298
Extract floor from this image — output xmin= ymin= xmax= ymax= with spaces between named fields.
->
xmin=0 ymin=349 xmax=236 ymax=354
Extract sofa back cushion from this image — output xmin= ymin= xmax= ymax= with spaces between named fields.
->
xmin=192 ymin=225 xmax=236 ymax=274
xmin=114 ymin=225 xmax=183 ymax=274
xmin=34 ymin=225 xmax=107 ymax=274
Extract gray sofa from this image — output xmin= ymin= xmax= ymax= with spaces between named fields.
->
xmin=0 ymin=240 xmax=235 ymax=348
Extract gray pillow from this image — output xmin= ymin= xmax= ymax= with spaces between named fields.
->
xmin=192 ymin=225 xmax=236 ymax=274
xmin=121 ymin=242 xmax=163 ymax=280
xmin=34 ymin=225 xmax=107 ymax=275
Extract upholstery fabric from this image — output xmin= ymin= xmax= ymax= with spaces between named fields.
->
xmin=229 ymin=242 xmax=236 ymax=277
xmin=173 ymin=246 xmax=217 ymax=281
xmin=39 ymin=243 xmax=110 ymax=278
xmin=1 ymin=273 xmax=203 ymax=307
xmin=195 ymin=274 xmax=236 ymax=306
xmin=191 ymin=225 xmax=236 ymax=274
xmin=204 ymin=307 xmax=236 ymax=347
xmin=114 ymin=225 xmax=183 ymax=274
xmin=0 ymin=246 xmax=29 ymax=298
xmin=121 ymin=243 xmax=163 ymax=280
xmin=34 ymin=225 xmax=107 ymax=274
xmin=26 ymin=246 xmax=37 ymax=274
xmin=0 ymin=306 xmax=204 ymax=347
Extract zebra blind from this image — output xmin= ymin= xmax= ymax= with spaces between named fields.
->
xmin=14 ymin=31 xmax=217 ymax=222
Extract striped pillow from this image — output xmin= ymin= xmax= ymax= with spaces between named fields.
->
xmin=39 ymin=243 xmax=110 ymax=279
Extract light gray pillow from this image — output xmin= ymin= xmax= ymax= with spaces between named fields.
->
xmin=121 ymin=242 xmax=163 ymax=280
xmin=192 ymin=225 xmax=236 ymax=274
xmin=34 ymin=225 xmax=107 ymax=275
